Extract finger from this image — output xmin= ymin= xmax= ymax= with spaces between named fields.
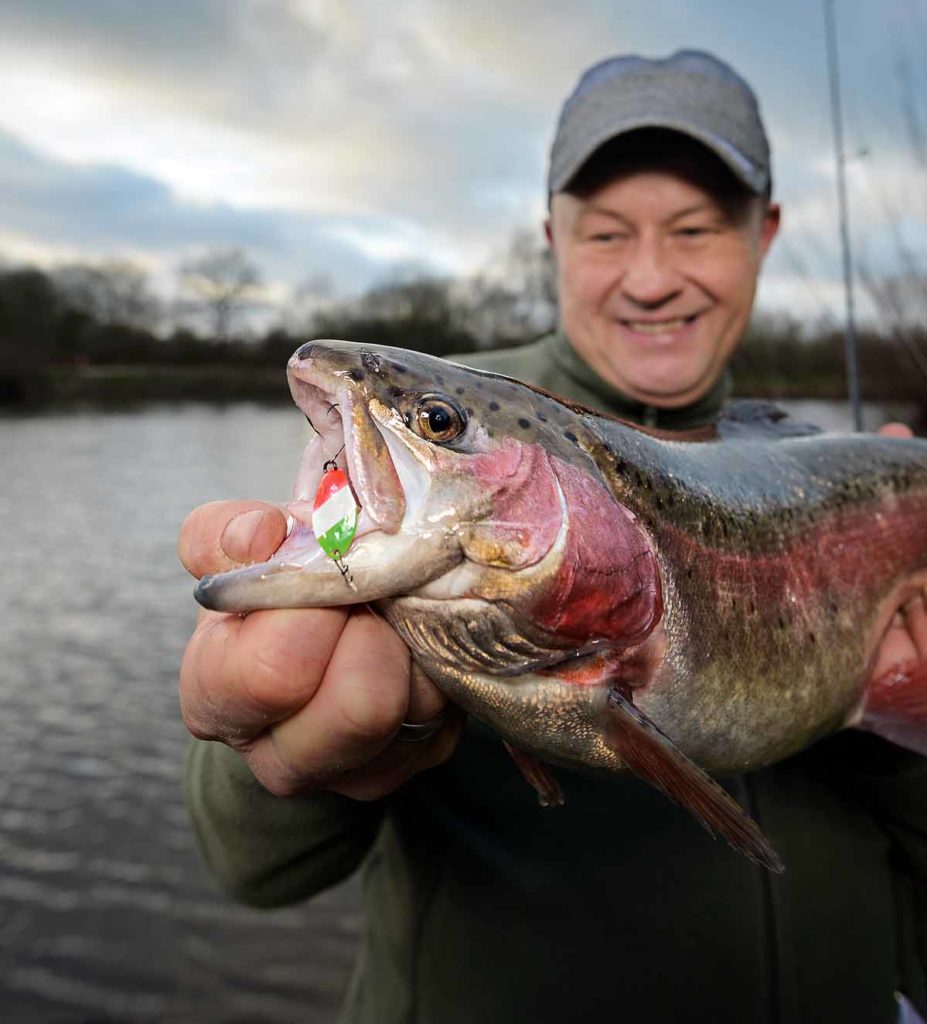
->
xmin=263 ymin=608 xmax=413 ymax=787
xmin=877 ymin=422 xmax=913 ymax=439
xmin=405 ymin=662 xmax=449 ymax=723
xmin=331 ymin=711 xmax=465 ymax=801
xmin=870 ymin=614 xmax=917 ymax=682
xmin=179 ymin=605 xmax=348 ymax=742
xmin=903 ymin=592 xmax=927 ymax=659
xmin=178 ymin=500 xmax=288 ymax=578
xmin=247 ymin=700 xmax=465 ymax=800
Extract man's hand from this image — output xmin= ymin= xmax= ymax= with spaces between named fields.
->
xmin=870 ymin=423 xmax=927 ymax=679
xmin=178 ymin=501 xmax=463 ymax=801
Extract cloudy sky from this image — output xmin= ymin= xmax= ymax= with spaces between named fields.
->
xmin=0 ymin=0 xmax=924 ymax=324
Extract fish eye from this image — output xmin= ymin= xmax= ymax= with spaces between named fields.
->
xmin=413 ymin=394 xmax=467 ymax=443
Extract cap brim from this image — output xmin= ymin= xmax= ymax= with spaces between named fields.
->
xmin=549 ymin=116 xmax=769 ymax=195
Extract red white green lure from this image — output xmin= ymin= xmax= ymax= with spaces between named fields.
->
xmin=312 ymin=463 xmax=358 ymax=587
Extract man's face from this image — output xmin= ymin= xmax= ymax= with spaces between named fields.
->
xmin=547 ymin=162 xmax=780 ymax=407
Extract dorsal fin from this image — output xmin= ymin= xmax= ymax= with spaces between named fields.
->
xmin=715 ymin=400 xmax=823 ymax=441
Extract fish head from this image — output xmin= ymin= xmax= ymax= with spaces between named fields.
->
xmin=195 ymin=339 xmax=662 ymax=658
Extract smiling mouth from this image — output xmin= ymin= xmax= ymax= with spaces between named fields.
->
xmin=619 ymin=313 xmax=702 ymax=335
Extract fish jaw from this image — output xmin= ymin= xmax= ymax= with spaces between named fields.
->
xmin=195 ymin=360 xmax=477 ymax=612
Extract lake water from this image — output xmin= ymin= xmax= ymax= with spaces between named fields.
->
xmin=0 ymin=405 xmax=358 ymax=1023
xmin=0 ymin=398 xmax=920 ymax=1022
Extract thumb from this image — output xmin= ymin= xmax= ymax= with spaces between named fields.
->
xmin=178 ymin=500 xmax=288 ymax=578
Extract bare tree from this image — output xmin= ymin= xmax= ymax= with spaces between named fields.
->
xmin=281 ymin=272 xmax=336 ymax=335
xmin=457 ymin=229 xmax=558 ymax=347
xmin=179 ymin=248 xmax=263 ymax=342
xmin=53 ymin=261 xmax=161 ymax=332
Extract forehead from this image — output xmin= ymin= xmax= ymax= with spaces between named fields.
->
xmin=551 ymin=168 xmax=733 ymax=230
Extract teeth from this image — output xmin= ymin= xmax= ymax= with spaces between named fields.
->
xmin=625 ymin=318 xmax=689 ymax=334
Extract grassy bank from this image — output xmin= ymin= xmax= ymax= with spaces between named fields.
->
xmin=42 ymin=362 xmax=924 ymax=406
xmin=47 ymin=364 xmax=291 ymax=406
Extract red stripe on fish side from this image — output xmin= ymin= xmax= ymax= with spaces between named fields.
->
xmin=657 ymin=490 xmax=927 ymax=621
xmin=859 ymin=659 xmax=927 ymax=755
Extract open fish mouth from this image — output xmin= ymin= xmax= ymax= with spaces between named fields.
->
xmin=194 ymin=347 xmax=461 ymax=612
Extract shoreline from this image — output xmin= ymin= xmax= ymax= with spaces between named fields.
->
xmin=1 ymin=363 xmax=923 ymax=411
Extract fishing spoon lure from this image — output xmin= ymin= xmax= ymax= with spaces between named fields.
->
xmin=312 ymin=458 xmax=358 ymax=590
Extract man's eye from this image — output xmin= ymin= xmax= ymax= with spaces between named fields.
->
xmin=675 ymin=226 xmax=711 ymax=238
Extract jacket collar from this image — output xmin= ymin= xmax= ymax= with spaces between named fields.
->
xmin=546 ymin=330 xmax=731 ymax=430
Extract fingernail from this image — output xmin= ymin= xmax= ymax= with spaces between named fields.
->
xmin=221 ymin=509 xmax=267 ymax=563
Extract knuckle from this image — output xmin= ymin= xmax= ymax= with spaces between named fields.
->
xmin=256 ymin=771 xmax=307 ymax=799
xmin=334 ymin=774 xmax=400 ymax=802
xmin=243 ymin=635 xmax=320 ymax=715
xmin=244 ymin=745 xmax=317 ymax=798
xmin=335 ymin=678 xmax=408 ymax=744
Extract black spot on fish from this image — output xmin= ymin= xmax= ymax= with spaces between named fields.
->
xmin=518 ymin=418 xmax=531 ymax=429
xmin=778 ymin=616 xmax=787 ymax=630
xmin=564 ymin=431 xmax=578 ymax=444
xmin=435 ymin=374 xmax=445 ymax=386
xmin=344 ymin=369 xmax=364 ymax=382
xmin=296 ymin=342 xmax=315 ymax=361
xmin=466 ymin=407 xmax=474 ymax=416
xmin=809 ymin=632 xmax=817 ymax=644
xmin=361 ymin=352 xmax=381 ymax=372
xmin=749 ymin=600 xmax=756 ymax=615
xmin=392 ymin=363 xmax=408 ymax=374
xmin=388 ymin=385 xmax=403 ymax=397
xmin=455 ymin=386 xmax=465 ymax=395
xmin=536 ymin=411 xmax=548 ymax=422
xmin=489 ymin=401 xmax=500 ymax=412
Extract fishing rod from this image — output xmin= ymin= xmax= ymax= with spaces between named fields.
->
xmin=824 ymin=0 xmax=864 ymax=432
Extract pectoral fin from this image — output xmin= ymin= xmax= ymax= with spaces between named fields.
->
xmin=605 ymin=688 xmax=784 ymax=873
xmin=503 ymin=741 xmax=565 ymax=807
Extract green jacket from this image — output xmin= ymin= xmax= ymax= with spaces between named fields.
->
xmin=185 ymin=333 xmax=927 ymax=1024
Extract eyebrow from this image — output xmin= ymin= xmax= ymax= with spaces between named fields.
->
xmin=578 ymin=200 xmax=724 ymax=227
xmin=666 ymin=203 xmax=721 ymax=222
xmin=577 ymin=205 xmax=632 ymax=226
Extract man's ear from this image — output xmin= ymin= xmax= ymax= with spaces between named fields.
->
xmin=758 ymin=202 xmax=781 ymax=260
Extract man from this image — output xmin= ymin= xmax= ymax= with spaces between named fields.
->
xmin=179 ymin=52 xmax=927 ymax=1022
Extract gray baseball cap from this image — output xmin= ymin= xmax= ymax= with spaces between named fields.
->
xmin=548 ymin=49 xmax=771 ymax=196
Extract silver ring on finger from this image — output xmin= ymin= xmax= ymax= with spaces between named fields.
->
xmin=396 ymin=711 xmax=448 ymax=743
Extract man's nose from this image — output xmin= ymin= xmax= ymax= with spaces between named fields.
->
xmin=619 ymin=240 xmax=683 ymax=307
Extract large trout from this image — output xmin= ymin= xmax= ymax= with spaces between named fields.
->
xmin=195 ymin=340 xmax=927 ymax=872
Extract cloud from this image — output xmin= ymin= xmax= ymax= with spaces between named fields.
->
xmin=0 ymin=0 xmax=923 ymax=322
xmin=0 ymin=128 xmax=398 ymax=296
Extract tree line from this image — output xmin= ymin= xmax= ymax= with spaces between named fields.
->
xmin=0 ymin=233 xmax=925 ymax=403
